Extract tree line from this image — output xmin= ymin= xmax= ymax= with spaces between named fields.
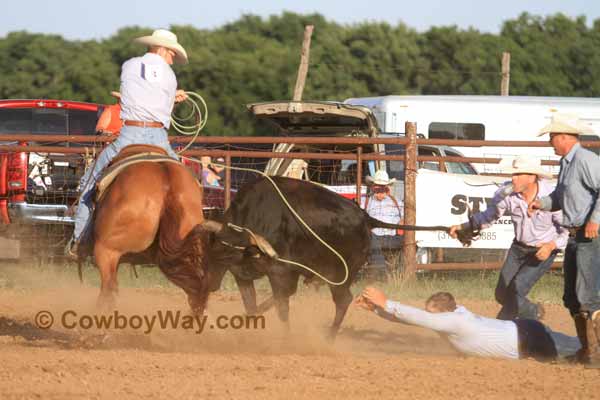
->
xmin=1 ymin=12 xmax=598 ymax=135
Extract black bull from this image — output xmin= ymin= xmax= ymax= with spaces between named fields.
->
xmin=206 ymin=176 xmax=449 ymax=338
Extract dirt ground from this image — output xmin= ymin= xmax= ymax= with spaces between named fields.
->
xmin=0 ymin=282 xmax=598 ymax=400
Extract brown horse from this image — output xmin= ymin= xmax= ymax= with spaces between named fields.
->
xmin=89 ymin=154 xmax=215 ymax=314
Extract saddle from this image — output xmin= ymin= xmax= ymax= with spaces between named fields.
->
xmin=96 ymin=144 xmax=181 ymax=201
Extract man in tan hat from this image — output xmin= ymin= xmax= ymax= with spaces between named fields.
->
xmin=529 ymin=113 xmax=600 ymax=368
xmin=69 ymin=29 xmax=189 ymax=256
xmin=363 ymin=170 xmax=404 ymax=273
xmin=450 ymin=155 xmax=568 ymax=321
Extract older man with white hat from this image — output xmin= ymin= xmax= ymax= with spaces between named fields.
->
xmin=529 ymin=113 xmax=600 ymax=368
xmin=363 ymin=170 xmax=403 ymax=273
xmin=450 ymin=155 xmax=568 ymax=321
xmin=69 ymin=29 xmax=189 ymax=256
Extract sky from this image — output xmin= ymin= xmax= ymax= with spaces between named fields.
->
xmin=2 ymin=0 xmax=600 ymax=40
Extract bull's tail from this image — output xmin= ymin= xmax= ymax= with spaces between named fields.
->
xmin=365 ymin=214 xmax=449 ymax=233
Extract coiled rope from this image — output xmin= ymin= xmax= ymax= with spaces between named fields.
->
xmin=171 ymin=91 xmax=209 ymax=154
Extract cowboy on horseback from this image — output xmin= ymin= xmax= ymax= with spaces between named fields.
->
xmin=68 ymin=29 xmax=189 ymax=257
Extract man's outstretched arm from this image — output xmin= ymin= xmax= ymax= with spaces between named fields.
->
xmin=359 ymin=287 xmax=461 ymax=334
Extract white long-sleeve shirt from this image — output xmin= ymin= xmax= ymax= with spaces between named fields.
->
xmin=378 ymin=300 xmax=519 ymax=359
xmin=120 ymin=53 xmax=178 ymax=128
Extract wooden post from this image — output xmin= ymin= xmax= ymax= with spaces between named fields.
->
xmin=224 ymin=154 xmax=231 ymax=209
xmin=403 ymin=122 xmax=418 ymax=278
xmin=356 ymin=146 xmax=363 ymax=205
xmin=293 ymin=25 xmax=314 ymax=101
xmin=501 ymin=52 xmax=510 ymax=96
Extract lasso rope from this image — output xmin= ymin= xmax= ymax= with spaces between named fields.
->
xmin=171 ymin=91 xmax=209 ymax=154
xmin=182 ymin=158 xmax=351 ymax=286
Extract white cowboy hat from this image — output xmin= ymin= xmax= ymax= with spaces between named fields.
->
xmin=133 ymin=29 xmax=188 ymax=64
xmin=537 ymin=113 xmax=593 ymax=137
xmin=499 ymin=156 xmax=553 ymax=179
xmin=365 ymin=170 xmax=397 ymax=186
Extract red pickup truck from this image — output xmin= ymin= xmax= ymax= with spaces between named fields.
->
xmin=0 ymin=99 xmax=227 ymax=259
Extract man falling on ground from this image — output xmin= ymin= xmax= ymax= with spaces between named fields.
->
xmin=356 ymin=287 xmax=580 ymax=362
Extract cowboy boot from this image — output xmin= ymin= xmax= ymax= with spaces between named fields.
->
xmin=568 ymin=312 xmax=589 ymax=364
xmin=585 ymin=310 xmax=600 ymax=369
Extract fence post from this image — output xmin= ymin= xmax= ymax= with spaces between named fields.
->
xmin=293 ymin=25 xmax=314 ymax=101
xmin=501 ymin=52 xmax=511 ymax=96
xmin=356 ymin=146 xmax=363 ymax=205
xmin=403 ymin=122 xmax=417 ymax=278
xmin=225 ymin=154 xmax=231 ymax=209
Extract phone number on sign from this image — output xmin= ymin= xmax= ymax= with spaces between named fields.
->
xmin=437 ymin=231 xmax=497 ymax=241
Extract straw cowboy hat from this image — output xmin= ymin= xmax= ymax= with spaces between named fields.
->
xmin=537 ymin=113 xmax=593 ymax=137
xmin=133 ymin=29 xmax=188 ymax=64
xmin=365 ymin=170 xmax=397 ymax=186
xmin=499 ymin=156 xmax=552 ymax=179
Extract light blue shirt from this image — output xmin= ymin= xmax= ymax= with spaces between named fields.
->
xmin=472 ymin=180 xmax=568 ymax=249
xmin=119 ymin=53 xmax=177 ymax=128
xmin=539 ymin=142 xmax=600 ymax=227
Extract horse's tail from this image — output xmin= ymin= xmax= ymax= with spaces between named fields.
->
xmin=157 ymin=223 xmax=215 ymax=314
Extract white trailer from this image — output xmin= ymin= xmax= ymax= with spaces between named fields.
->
xmin=344 ymin=95 xmax=600 ymax=173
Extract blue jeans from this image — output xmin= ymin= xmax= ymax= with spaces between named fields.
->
xmin=563 ymin=233 xmax=600 ymax=315
xmin=496 ymin=242 xmax=556 ymax=320
xmin=73 ymin=125 xmax=178 ymax=241
xmin=547 ymin=327 xmax=582 ymax=359
xmin=369 ymin=235 xmax=403 ymax=269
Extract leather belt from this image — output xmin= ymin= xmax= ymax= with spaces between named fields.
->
xmin=512 ymin=240 xmax=537 ymax=250
xmin=123 ymin=120 xmax=164 ymax=128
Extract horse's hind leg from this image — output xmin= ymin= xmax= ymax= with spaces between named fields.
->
xmin=94 ymin=243 xmax=121 ymax=311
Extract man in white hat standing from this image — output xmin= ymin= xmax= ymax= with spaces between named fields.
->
xmin=450 ymin=155 xmax=568 ymax=321
xmin=529 ymin=113 xmax=600 ymax=368
xmin=69 ymin=29 xmax=189 ymax=256
xmin=363 ymin=170 xmax=404 ymax=272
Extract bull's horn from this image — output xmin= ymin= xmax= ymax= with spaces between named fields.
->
xmin=249 ymin=233 xmax=278 ymax=259
xmin=200 ymin=220 xmax=223 ymax=233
